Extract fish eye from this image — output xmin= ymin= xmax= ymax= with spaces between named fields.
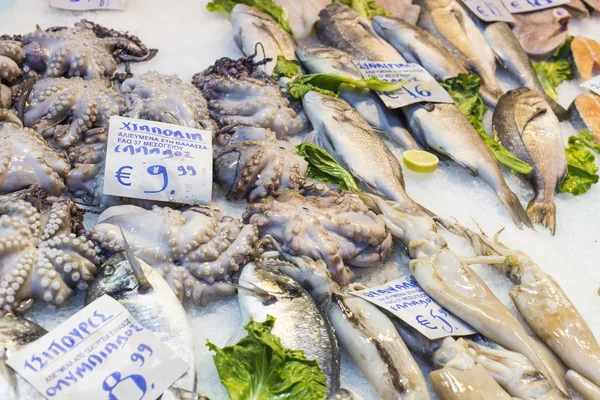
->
xmin=102 ymin=266 xmax=116 ymax=277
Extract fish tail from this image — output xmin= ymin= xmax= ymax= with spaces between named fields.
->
xmin=499 ymin=187 xmax=533 ymax=230
xmin=546 ymin=97 xmax=569 ymax=121
xmin=526 ymin=198 xmax=557 ymax=235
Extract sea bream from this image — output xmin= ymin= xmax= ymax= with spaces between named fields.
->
xmin=0 ymin=315 xmax=46 ymax=400
xmin=413 ymin=0 xmax=503 ymax=106
xmin=302 ymin=90 xmax=421 ymax=209
xmin=231 ymin=4 xmax=297 ymax=76
xmin=85 ymin=251 xmax=197 ymax=394
xmin=493 ymin=88 xmax=567 ymax=234
xmin=237 ymin=260 xmax=342 ymax=398
xmin=466 ymin=17 xmax=568 ymax=120
xmin=315 ymin=3 xmax=406 ymax=63
xmin=296 ymin=45 xmax=420 ymax=150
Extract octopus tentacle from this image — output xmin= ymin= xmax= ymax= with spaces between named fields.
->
xmin=0 ymin=40 xmax=24 ymax=83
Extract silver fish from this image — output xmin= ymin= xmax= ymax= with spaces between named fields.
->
xmin=315 ymin=3 xmax=406 ymax=62
xmin=302 ymin=90 xmax=420 ymax=208
xmin=231 ymin=4 xmax=297 ymax=76
xmin=274 ymin=255 xmax=431 ymax=400
xmin=468 ymin=18 xmax=569 ymax=120
xmin=0 ymin=315 xmax=46 ymax=400
xmin=238 ymin=260 xmax=341 ymax=398
xmin=404 ymin=102 xmax=533 ymax=228
xmin=371 ymin=15 xmax=468 ymax=81
xmin=84 ymin=252 xmax=197 ymax=393
xmin=413 ymin=0 xmax=503 ymax=107
xmin=296 ymin=45 xmax=420 ymax=150
xmin=493 ymin=88 xmax=567 ymax=234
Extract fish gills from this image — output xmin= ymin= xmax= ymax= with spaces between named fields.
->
xmin=570 ymin=93 xmax=600 ymax=143
xmin=493 ymin=88 xmax=567 ymax=234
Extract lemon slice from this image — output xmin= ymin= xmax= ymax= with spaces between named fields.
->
xmin=403 ymin=150 xmax=439 ymax=173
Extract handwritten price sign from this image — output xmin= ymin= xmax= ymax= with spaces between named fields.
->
xmin=581 ymin=75 xmax=600 ymax=96
xmin=460 ymin=0 xmax=515 ymax=22
xmin=352 ymin=61 xmax=454 ymax=108
xmin=49 ymin=0 xmax=127 ymax=10
xmin=500 ymin=0 xmax=569 ymax=13
xmin=103 ymin=116 xmax=212 ymax=205
xmin=351 ymin=276 xmax=475 ymax=340
xmin=7 ymin=296 xmax=188 ymax=400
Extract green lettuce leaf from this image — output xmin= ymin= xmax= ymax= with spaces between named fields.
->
xmin=332 ymin=0 xmax=389 ymax=20
xmin=296 ymin=143 xmax=361 ymax=191
xmin=206 ymin=0 xmax=293 ymax=35
xmin=272 ymin=56 xmax=301 ymax=80
xmin=440 ymin=74 xmax=533 ymax=174
xmin=287 ymin=73 xmax=405 ymax=99
xmin=206 ymin=315 xmax=327 ymax=400
xmin=533 ymin=37 xmax=575 ymax=101
xmin=558 ymin=130 xmax=600 ymax=195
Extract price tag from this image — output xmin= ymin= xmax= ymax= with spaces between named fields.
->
xmin=103 ymin=116 xmax=212 ymax=205
xmin=49 ymin=0 xmax=127 ymax=10
xmin=460 ymin=0 xmax=515 ymax=22
xmin=351 ymin=276 xmax=475 ymax=340
xmin=500 ymin=0 xmax=570 ymax=13
xmin=352 ymin=61 xmax=454 ymax=108
xmin=581 ymin=75 xmax=600 ymax=96
xmin=6 ymin=295 xmax=188 ymax=400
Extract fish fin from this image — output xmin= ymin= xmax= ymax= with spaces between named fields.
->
xmin=302 ymin=130 xmax=319 ymax=145
xmin=493 ymin=51 xmax=507 ymax=69
xmin=526 ymin=198 xmax=557 ymax=235
xmin=546 ymin=97 xmax=569 ymax=121
xmin=498 ymin=187 xmax=534 ymax=230
xmin=119 ymin=227 xmax=153 ymax=293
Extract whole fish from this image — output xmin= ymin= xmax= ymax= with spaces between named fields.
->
xmin=274 ymin=255 xmax=431 ymax=400
xmin=413 ymin=0 xmax=503 ymax=107
xmin=296 ymin=45 xmax=420 ymax=150
xmin=467 ymin=18 xmax=569 ymax=120
xmin=315 ymin=4 xmax=406 ymax=63
xmin=302 ymin=90 xmax=420 ymax=208
xmin=272 ymin=0 xmax=330 ymax=40
xmin=404 ymin=102 xmax=533 ymax=228
xmin=371 ymin=15 xmax=468 ymax=81
xmin=85 ymin=252 xmax=197 ymax=393
xmin=231 ymin=4 xmax=297 ymax=76
xmin=238 ymin=260 xmax=341 ymax=398
xmin=0 ymin=315 xmax=46 ymax=400
xmin=493 ymin=88 xmax=567 ymax=234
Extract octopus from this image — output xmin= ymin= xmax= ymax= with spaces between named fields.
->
xmin=244 ymin=190 xmax=393 ymax=284
xmin=0 ymin=186 xmax=101 ymax=315
xmin=0 ymin=112 xmax=70 ymax=195
xmin=192 ymin=56 xmax=309 ymax=137
xmin=0 ymin=40 xmax=24 ymax=84
xmin=19 ymin=20 xmax=157 ymax=80
xmin=90 ymin=205 xmax=259 ymax=305
xmin=65 ymin=141 xmax=109 ymax=207
xmin=214 ymin=126 xmax=308 ymax=202
xmin=119 ymin=71 xmax=218 ymax=131
xmin=16 ymin=77 xmax=125 ymax=148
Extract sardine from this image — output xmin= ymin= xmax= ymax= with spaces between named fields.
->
xmin=274 ymin=255 xmax=431 ymax=400
xmin=0 ymin=315 xmax=46 ymax=400
xmin=493 ymin=88 xmax=567 ymax=234
xmin=315 ymin=4 xmax=406 ymax=63
xmin=469 ymin=18 xmax=568 ymax=120
xmin=231 ymin=4 xmax=297 ymax=76
xmin=237 ymin=260 xmax=341 ymax=397
xmin=84 ymin=252 xmax=197 ymax=393
xmin=302 ymin=90 xmax=419 ymax=208
xmin=296 ymin=45 xmax=420 ymax=150
xmin=371 ymin=15 xmax=468 ymax=81
xmin=569 ymin=93 xmax=600 ymax=143
xmin=413 ymin=0 xmax=503 ymax=106
xmin=404 ymin=102 xmax=533 ymax=228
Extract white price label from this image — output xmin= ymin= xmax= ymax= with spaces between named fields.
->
xmin=352 ymin=61 xmax=454 ymax=108
xmin=49 ymin=0 xmax=127 ymax=10
xmin=581 ymin=75 xmax=600 ymax=96
xmin=460 ymin=0 xmax=515 ymax=22
xmin=103 ymin=116 xmax=212 ymax=205
xmin=7 ymin=295 xmax=188 ymax=400
xmin=351 ymin=276 xmax=475 ymax=340
xmin=501 ymin=0 xmax=569 ymax=13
